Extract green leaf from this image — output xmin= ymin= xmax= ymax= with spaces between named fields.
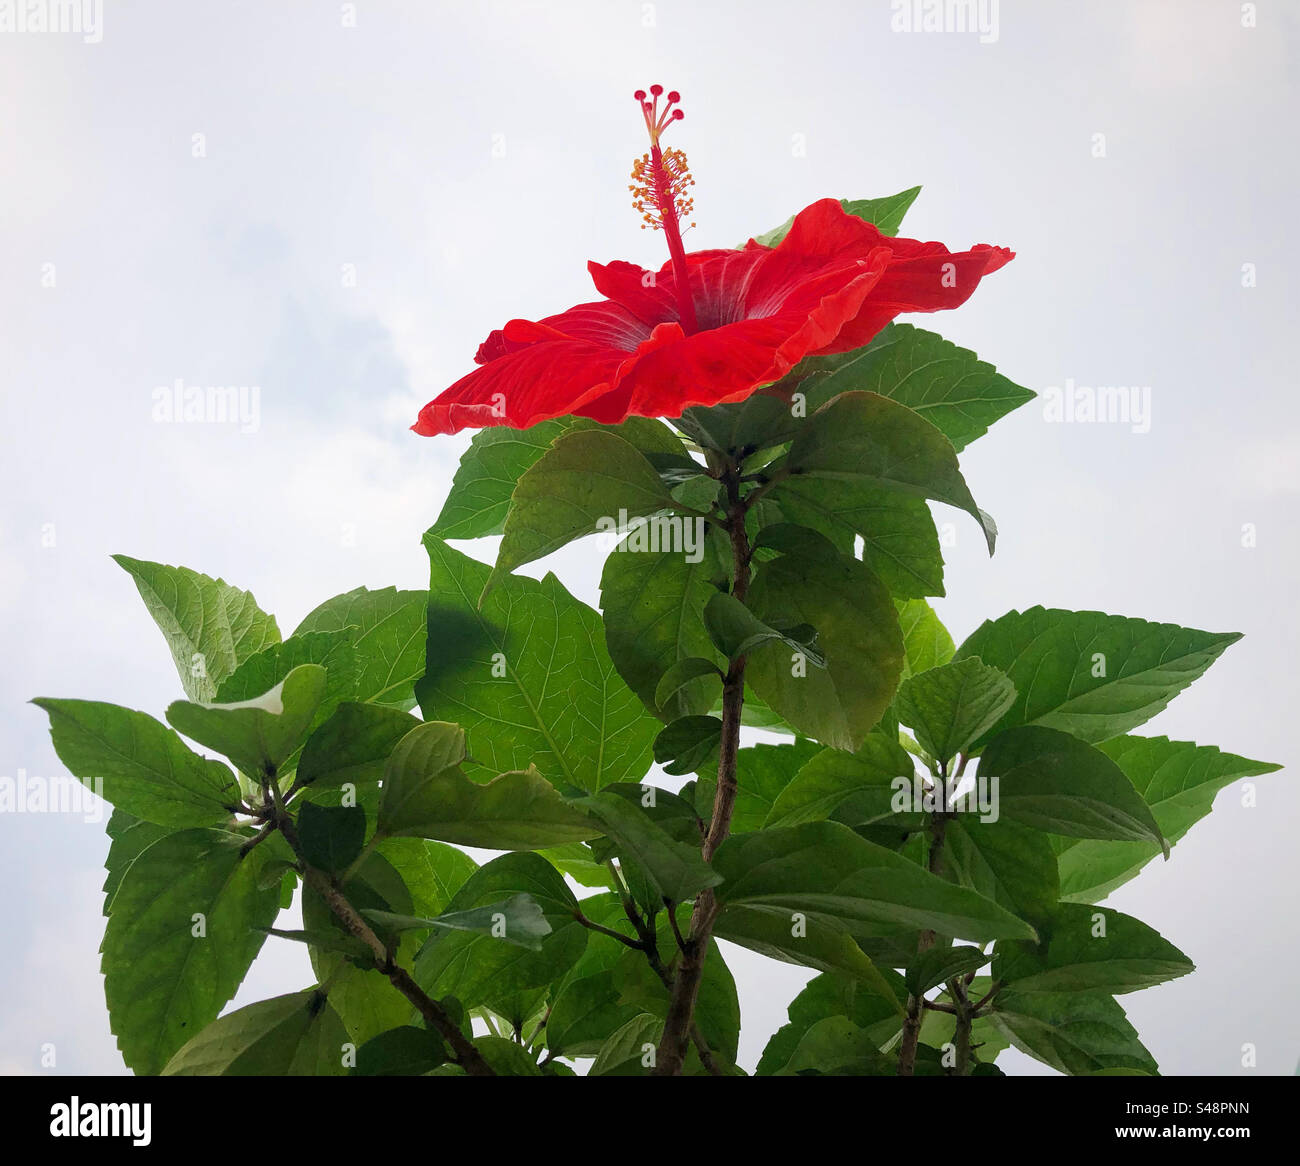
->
xmin=162 ymin=989 xmax=348 ymax=1076
xmin=800 ymin=323 xmax=1035 ymax=452
xmin=600 ymin=542 xmax=726 ymax=720
xmin=1055 ymin=736 xmax=1282 ymax=902
xmin=578 ymin=790 xmax=720 ymax=903
xmin=365 ymin=892 xmax=552 ymax=951
xmin=546 ymin=972 xmax=643 ymax=1058
xmin=695 ymin=739 xmax=824 ymax=834
xmin=653 ymin=715 xmax=721 ymax=777
xmin=351 ymin=1025 xmax=447 ymax=1076
xmin=377 ymin=720 xmax=597 ymax=848
xmin=905 ymin=945 xmax=989 ymax=997
xmin=378 ymin=837 xmax=478 ymax=919
xmin=746 ymin=542 xmax=903 ymax=751
xmin=894 ymin=657 xmax=1016 ymax=763
xmin=988 ymin=989 xmax=1158 ymax=1076
xmin=431 ymin=419 xmax=577 ymax=539
xmin=33 ymin=699 xmax=239 ymax=827
xmin=714 ymin=821 xmax=1036 ymax=943
xmin=413 ymin=853 xmax=587 ymax=1010
xmin=590 ymin=1013 xmax=663 ymax=1075
xmin=780 ymin=391 xmax=996 ymax=553
xmin=294 ymin=702 xmax=420 ymax=791
xmin=764 ymin=734 xmax=916 ymax=829
xmin=214 ymin=629 xmax=357 ymax=711
xmin=654 ymin=658 xmax=723 ymax=717
xmin=113 ymin=555 xmax=280 ymax=702
xmin=980 ymin=725 xmax=1167 ymax=851
xmin=297 ymin=802 xmax=367 ymax=874
xmin=956 ymin=606 xmax=1242 ymax=745
xmin=474 ymin=1035 xmax=543 ymax=1075
xmin=103 ymin=809 xmax=171 ymax=912
xmin=995 ymin=903 xmax=1194 ymax=995
xmin=703 ymin=591 xmax=824 ymax=666
xmin=770 ymin=478 xmax=945 ymax=599
xmin=102 ymin=828 xmax=282 ymax=1074
xmin=897 ymin=599 xmax=956 ymax=678
xmin=752 ymin=187 xmax=922 ymax=247
xmin=491 ymin=429 xmax=676 ymax=586
xmin=418 ymin=536 xmax=659 ymax=793
xmin=770 ymin=1016 xmax=899 ymax=1075
xmin=165 ymin=664 xmax=328 ymax=778
xmin=294 ymin=587 xmax=427 ymax=709
xmin=943 ymin=818 xmax=1060 ymax=931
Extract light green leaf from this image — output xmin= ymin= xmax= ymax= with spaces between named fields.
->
xmin=995 ymin=903 xmax=1194 ymax=995
xmin=102 ymin=828 xmax=281 ymax=1074
xmin=703 ymin=591 xmax=824 ymax=666
xmin=896 ymin=599 xmax=955 ymax=679
xmin=764 ymin=734 xmax=916 ymax=829
xmin=364 ymin=892 xmax=552 ymax=951
xmin=294 ymin=701 xmax=420 ymax=791
xmin=943 ymin=818 xmax=1060 ymax=931
xmin=752 ymin=187 xmax=921 ymax=247
xmin=413 ymin=853 xmax=587 ymax=1010
xmin=418 ymin=536 xmax=659 ymax=793
xmin=1055 ymin=736 xmax=1282 ymax=902
xmin=165 ymin=664 xmax=328 ymax=778
xmin=294 ymin=586 xmax=427 ymax=709
xmin=780 ymin=391 xmax=996 ymax=553
xmin=713 ymin=821 xmax=1036 ymax=943
xmin=956 ymin=606 xmax=1242 ymax=745
xmin=162 ymin=989 xmax=348 ymax=1076
xmin=801 ymin=323 xmax=1035 ymax=452
xmin=33 ymin=698 xmax=239 ymax=827
xmin=492 ymin=429 xmax=676 ymax=586
xmin=590 ymin=1013 xmax=663 ymax=1076
xmin=695 ymin=739 xmax=824 ymax=834
xmin=980 ymin=725 xmax=1167 ymax=851
xmin=377 ymin=720 xmax=598 ymax=849
xmin=113 ymin=555 xmax=280 ymax=702
xmin=894 ymin=657 xmax=1016 ymax=763
xmin=746 ymin=543 xmax=903 ymax=751
xmin=988 ymin=989 xmax=1158 ymax=1076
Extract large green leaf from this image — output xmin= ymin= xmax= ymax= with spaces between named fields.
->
xmin=779 ymin=391 xmax=996 ymax=553
xmin=33 ymin=698 xmax=239 ymax=827
xmin=752 ymin=187 xmax=922 ymax=247
xmin=213 ymin=629 xmax=357 ymax=710
xmin=956 ymin=607 xmax=1242 ymax=745
xmin=102 ymin=828 xmax=281 ymax=1074
xmin=113 ymin=555 xmax=280 ymax=702
xmin=294 ymin=586 xmax=427 ymax=709
xmin=764 ymin=734 xmax=916 ymax=829
xmin=162 ymin=989 xmax=348 ymax=1076
xmin=694 ymin=739 xmax=824 ymax=834
xmin=102 ymin=808 xmax=171 ymax=912
xmin=413 ymin=853 xmax=587 ymax=1009
xmin=578 ymin=790 xmax=719 ymax=904
xmin=491 ymin=429 xmax=677 ymax=586
xmin=1055 ymin=736 xmax=1280 ymax=902
xmin=746 ymin=542 xmax=903 ymax=751
xmin=769 ymin=478 xmax=944 ymax=599
xmin=418 ymin=536 xmax=658 ymax=792
xmin=714 ymin=821 xmax=1036 ymax=944
xmin=800 ymin=323 xmax=1035 ymax=452
xmin=995 ymin=903 xmax=1194 ymax=995
xmin=165 ymin=664 xmax=328 ymax=779
xmin=294 ymin=701 xmax=420 ymax=792
xmin=376 ymin=720 xmax=598 ymax=849
xmin=600 ymin=541 xmax=726 ymax=720
xmin=980 ymin=725 xmax=1167 ymax=851
xmin=943 ymin=818 xmax=1059 ymax=931
xmin=894 ymin=657 xmax=1016 ymax=764
xmin=896 ymin=599 xmax=955 ymax=679
xmin=988 ymin=989 xmax=1158 ymax=1076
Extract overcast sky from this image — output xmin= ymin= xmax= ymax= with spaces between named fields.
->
xmin=2 ymin=0 xmax=1296 ymax=1076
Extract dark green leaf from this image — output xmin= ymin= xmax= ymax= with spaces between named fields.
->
xmin=294 ymin=701 xmax=420 ymax=791
xmin=297 ymin=802 xmax=367 ymax=874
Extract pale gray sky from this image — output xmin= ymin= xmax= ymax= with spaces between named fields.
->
xmin=2 ymin=0 xmax=1296 ymax=1075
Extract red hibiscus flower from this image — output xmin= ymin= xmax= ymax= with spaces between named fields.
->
xmin=414 ymin=87 xmax=1013 ymax=437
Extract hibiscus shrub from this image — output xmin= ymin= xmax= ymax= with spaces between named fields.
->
xmin=34 ymin=88 xmax=1277 ymax=1077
